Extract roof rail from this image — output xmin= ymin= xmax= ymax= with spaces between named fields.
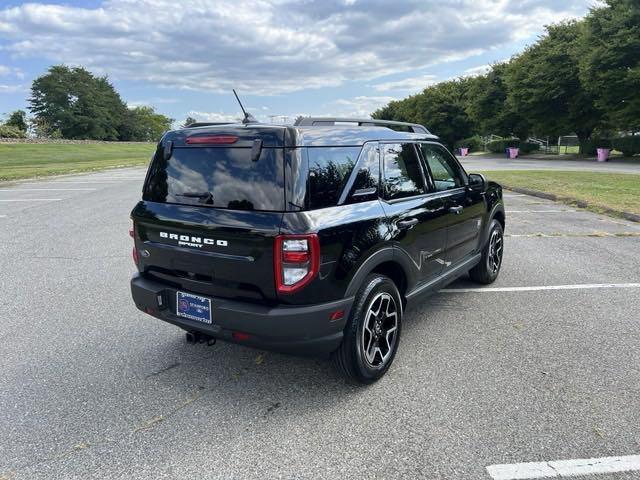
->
xmin=294 ymin=117 xmax=430 ymax=134
xmin=184 ymin=122 xmax=236 ymax=128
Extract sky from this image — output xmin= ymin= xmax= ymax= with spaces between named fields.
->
xmin=0 ymin=0 xmax=594 ymax=126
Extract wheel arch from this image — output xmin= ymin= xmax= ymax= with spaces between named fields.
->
xmin=344 ymin=247 xmax=413 ymax=302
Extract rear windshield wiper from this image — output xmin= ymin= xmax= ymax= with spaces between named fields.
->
xmin=176 ymin=191 xmax=214 ymax=205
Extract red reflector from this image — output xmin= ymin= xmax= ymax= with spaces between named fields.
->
xmin=232 ymin=331 xmax=251 ymax=341
xmin=185 ymin=135 xmax=238 ymax=145
xmin=129 ymin=228 xmax=134 ymax=238
xmin=329 ymin=310 xmax=345 ymax=321
xmin=282 ymin=251 xmax=310 ymax=263
xmin=132 ymin=246 xmax=139 ymax=265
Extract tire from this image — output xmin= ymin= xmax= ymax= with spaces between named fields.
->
xmin=469 ymin=219 xmax=504 ymax=284
xmin=332 ymin=274 xmax=402 ymax=384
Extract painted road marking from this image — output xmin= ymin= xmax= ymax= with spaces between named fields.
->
xmin=0 ymin=198 xmax=62 ymax=202
xmin=506 ymin=232 xmax=640 ymax=238
xmin=506 ymin=210 xmax=574 ymax=213
xmin=442 ymin=283 xmax=640 ymax=293
xmin=0 ymin=188 xmax=96 ymax=192
xmin=486 ymin=454 xmax=640 ymax=479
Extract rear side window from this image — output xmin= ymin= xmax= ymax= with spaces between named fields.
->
xmin=382 ymin=143 xmax=426 ymax=200
xmin=308 ymin=147 xmax=360 ymax=209
xmin=144 ymin=147 xmax=284 ymax=211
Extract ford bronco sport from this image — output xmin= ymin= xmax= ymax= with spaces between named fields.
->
xmin=130 ymin=117 xmax=505 ymax=383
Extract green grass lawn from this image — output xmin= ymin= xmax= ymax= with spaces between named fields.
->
xmin=0 ymin=142 xmax=155 ymax=181
xmin=481 ymin=170 xmax=640 ymax=216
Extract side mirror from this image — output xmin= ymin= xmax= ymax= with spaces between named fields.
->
xmin=467 ymin=173 xmax=487 ymax=192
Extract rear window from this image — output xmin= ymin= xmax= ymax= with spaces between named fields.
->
xmin=144 ymin=147 xmax=284 ymax=211
xmin=308 ymin=147 xmax=360 ymax=209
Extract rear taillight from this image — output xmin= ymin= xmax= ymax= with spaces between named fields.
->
xmin=274 ymin=234 xmax=319 ymax=294
xmin=130 ymin=222 xmax=139 ymax=266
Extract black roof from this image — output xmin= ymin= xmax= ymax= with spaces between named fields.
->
xmin=164 ymin=123 xmax=439 ymax=148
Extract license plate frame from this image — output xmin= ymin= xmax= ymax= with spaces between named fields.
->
xmin=176 ymin=291 xmax=212 ymax=324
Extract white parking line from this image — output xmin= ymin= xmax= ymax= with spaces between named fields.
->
xmin=441 ymin=283 xmax=640 ymax=293
xmin=0 ymin=188 xmax=96 ymax=192
xmin=486 ymin=454 xmax=640 ymax=479
xmin=506 ymin=210 xmax=574 ymax=213
xmin=0 ymin=198 xmax=62 ymax=202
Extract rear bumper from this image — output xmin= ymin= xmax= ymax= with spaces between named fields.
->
xmin=130 ymin=274 xmax=353 ymax=356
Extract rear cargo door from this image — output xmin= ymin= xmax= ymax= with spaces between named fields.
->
xmin=132 ymin=133 xmax=285 ymax=303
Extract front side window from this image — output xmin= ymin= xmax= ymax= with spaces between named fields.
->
xmin=420 ymin=143 xmax=466 ymax=192
xmin=382 ymin=143 xmax=425 ymax=200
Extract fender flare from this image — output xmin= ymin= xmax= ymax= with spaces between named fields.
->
xmin=482 ymin=202 xmax=505 ymax=245
xmin=344 ymin=246 xmax=415 ymax=297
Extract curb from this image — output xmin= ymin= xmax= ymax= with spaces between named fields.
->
xmin=503 ymin=185 xmax=640 ymax=223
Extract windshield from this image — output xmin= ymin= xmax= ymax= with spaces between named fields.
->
xmin=143 ymin=146 xmax=285 ymax=211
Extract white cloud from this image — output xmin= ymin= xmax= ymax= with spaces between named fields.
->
xmin=0 ymin=1 xmax=591 ymax=95
xmin=370 ymin=75 xmax=438 ymax=93
xmin=0 ymin=64 xmax=24 ymax=78
xmin=0 ymin=83 xmax=28 ymax=94
xmin=186 ymin=111 xmax=242 ymax=123
xmin=330 ymin=96 xmax=397 ymax=118
xmin=462 ymin=64 xmax=492 ymax=77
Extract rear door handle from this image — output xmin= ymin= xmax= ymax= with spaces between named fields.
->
xmin=449 ymin=206 xmax=464 ymax=215
xmin=397 ymin=218 xmax=419 ymax=230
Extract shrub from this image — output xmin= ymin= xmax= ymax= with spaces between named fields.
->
xmin=612 ymin=136 xmax=640 ymax=157
xmin=579 ymin=138 xmax=612 ymax=156
xmin=454 ymin=135 xmax=483 ymax=152
xmin=486 ymin=139 xmax=540 ymax=155
xmin=0 ymin=124 xmax=27 ymax=138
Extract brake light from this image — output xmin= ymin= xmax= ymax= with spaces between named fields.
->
xmin=185 ymin=135 xmax=238 ymax=145
xmin=274 ymin=234 xmax=319 ymax=294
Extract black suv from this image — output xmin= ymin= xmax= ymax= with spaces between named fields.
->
xmin=130 ymin=117 xmax=505 ymax=383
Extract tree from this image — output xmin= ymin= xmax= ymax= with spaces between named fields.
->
xmin=373 ymin=79 xmax=474 ymax=148
xmin=120 ymin=106 xmax=173 ymax=142
xmin=465 ymin=64 xmax=530 ymax=139
xmin=504 ymin=21 xmax=600 ymax=142
xmin=5 ymin=110 xmax=28 ymax=132
xmin=580 ymin=0 xmax=640 ymax=132
xmin=182 ymin=116 xmax=197 ymax=128
xmin=29 ymin=65 xmax=128 ymax=140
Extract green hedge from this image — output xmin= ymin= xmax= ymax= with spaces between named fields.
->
xmin=454 ymin=135 xmax=483 ymax=152
xmin=579 ymin=138 xmax=612 ymax=156
xmin=0 ymin=124 xmax=27 ymax=138
xmin=486 ymin=139 xmax=540 ymax=155
xmin=612 ymin=136 xmax=640 ymax=157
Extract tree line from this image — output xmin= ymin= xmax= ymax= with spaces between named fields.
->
xmin=372 ymin=0 xmax=639 ymax=153
xmin=1 ymin=65 xmax=173 ymax=142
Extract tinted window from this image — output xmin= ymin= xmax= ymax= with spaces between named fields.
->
xmin=345 ymin=143 xmax=379 ymax=203
xmin=308 ymin=147 xmax=360 ymax=209
xmin=420 ymin=144 xmax=466 ymax=191
xmin=382 ymin=143 xmax=425 ymax=200
xmin=144 ymin=147 xmax=284 ymax=211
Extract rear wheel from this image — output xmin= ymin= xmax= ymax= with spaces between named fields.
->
xmin=332 ymin=274 xmax=402 ymax=384
xmin=469 ymin=219 xmax=504 ymax=284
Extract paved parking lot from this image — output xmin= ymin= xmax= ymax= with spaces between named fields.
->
xmin=459 ymin=155 xmax=640 ymax=174
xmin=1 ymin=168 xmax=639 ymax=479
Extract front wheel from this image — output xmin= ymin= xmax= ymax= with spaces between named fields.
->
xmin=332 ymin=274 xmax=402 ymax=384
xmin=469 ymin=219 xmax=504 ymax=284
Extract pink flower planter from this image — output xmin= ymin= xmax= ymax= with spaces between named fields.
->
xmin=508 ymin=147 xmax=519 ymax=159
xmin=597 ymin=148 xmax=610 ymax=162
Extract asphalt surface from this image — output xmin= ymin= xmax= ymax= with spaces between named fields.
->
xmin=459 ymin=154 xmax=640 ymax=174
xmin=1 ymin=168 xmax=639 ymax=479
